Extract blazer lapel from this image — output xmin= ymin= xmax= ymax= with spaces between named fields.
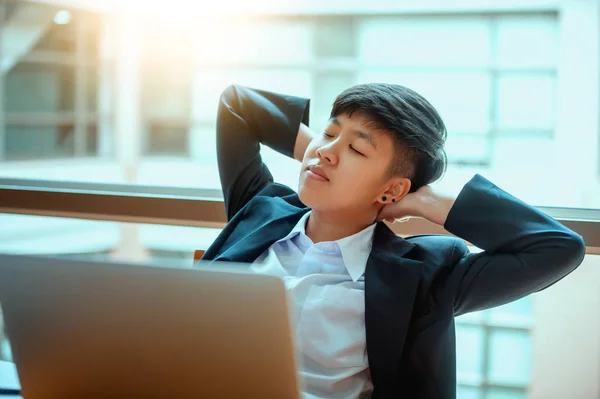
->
xmin=365 ymin=222 xmax=422 ymax=391
xmin=214 ymin=198 xmax=309 ymax=264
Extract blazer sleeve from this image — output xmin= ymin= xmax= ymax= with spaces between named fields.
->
xmin=443 ymin=174 xmax=586 ymax=316
xmin=216 ymin=84 xmax=310 ymax=221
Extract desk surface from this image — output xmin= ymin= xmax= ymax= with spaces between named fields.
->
xmin=0 ymin=361 xmax=20 ymax=398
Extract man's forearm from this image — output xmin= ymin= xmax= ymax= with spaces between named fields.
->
xmin=416 ymin=190 xmax=456 ymax=226
xmin=294 ymin=123 xmax=316 ymax=161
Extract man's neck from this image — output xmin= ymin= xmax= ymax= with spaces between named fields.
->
xmin=305 ymin=209 xmax=376 ymax=243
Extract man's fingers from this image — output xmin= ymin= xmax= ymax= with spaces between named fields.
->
xmin=383 ymin=216 xmax=411 ymax=224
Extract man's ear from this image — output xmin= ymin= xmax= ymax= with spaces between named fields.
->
xmin=379 ymin=177 xmax=411 ymax=203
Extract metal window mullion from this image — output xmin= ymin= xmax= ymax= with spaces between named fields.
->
xmin=0 ymin=3 xmax=5 ymax=161
xmin=479 ymin=319 xmax=492 ymax=399
xmin=598 ymin=2 xmax=600 ymax=181
xmin=486 ymin=15 xmax=500 ymax=170
xmin=6 ymin=112 xmax=80 ymax=124
xmin=74 ymin=17 xmax=88 ymax=157
xmin=188 ymin=60 xmax=556 ymax=75
xmin=350 ymin=15 xmax=360 ymax=85
xmin=309 ymin=17 xmax=321 ymax=129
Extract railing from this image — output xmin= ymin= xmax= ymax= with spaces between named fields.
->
xmin=1 ymin=178 xmax=599 ymax=253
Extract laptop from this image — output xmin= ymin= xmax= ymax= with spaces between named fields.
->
xmin=0 ymin=254 xmax=300 ymax=398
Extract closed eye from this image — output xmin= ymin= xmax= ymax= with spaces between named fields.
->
xmin=350 ymin=145 xmax=364 ymax=156
xmin=322 ymin=132 xmax=334 ymax=138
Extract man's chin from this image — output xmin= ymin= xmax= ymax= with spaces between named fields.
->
xmin=298 ymin=184 xmax=326 ymax=209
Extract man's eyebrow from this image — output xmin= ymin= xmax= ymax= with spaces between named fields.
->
xmin=328 ymin=117 xmax=341 ymax=127
xmin=328 ymin=117 xmax=378 ymax=149
xmin=353 ymin=129 xmax=377 ymax=149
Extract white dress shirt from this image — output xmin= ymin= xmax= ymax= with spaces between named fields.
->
xmin=250 ymin=211 xmax=376 ymax=399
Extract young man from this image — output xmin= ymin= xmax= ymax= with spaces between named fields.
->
xmin=201 ymin=84 xmax=586 ymax=399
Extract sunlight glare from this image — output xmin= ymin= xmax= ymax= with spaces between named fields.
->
xmin=121 ymin=0 xmax=272 ymax=19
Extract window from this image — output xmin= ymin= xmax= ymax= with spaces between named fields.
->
xmin=0 ymin=2 xmax=111 ymax=167
xmin=456 ymin=296 xmax=533 ymax=397
xmin=1 ymin=5 xmax=597 ymax=211
xmin=140 ymin=26 xmax=194 ymax=157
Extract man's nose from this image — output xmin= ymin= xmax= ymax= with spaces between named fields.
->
xmin=316 ymin=144 xmax=338 ymax=165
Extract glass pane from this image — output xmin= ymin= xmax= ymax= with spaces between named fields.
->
xmin=33 ymin=14 xmax=77 ymax=53
xmin=139 ymin=224 xmax=222 ymax=257
xmin=312 ymin=72 xmax=355 ymax=131
xmin=6 ymin=125 xmax=75 ymax=160
xmin=0 ymin=3 xmax=113 ymax=179
xmin=139 ymin=44 xmax=192 ymax=156
xmin=95 ymin=62 xmax=114 ymax=117
xmin=141 ymin=64 xmax=192 ymax=120
xmin=488 ymin=329 xmax=532 ymax=386
xmin=144 ymin=121 xmax=189 ymax=156
xmin=191 ymin=68 xmax=312 ymax=122
xmin=315 ymin=17 xmax=354 ymax=58
xmin=0 ymin=214 xmax=119 ymax=255
xmin=1 ymin=333 xmax=12 ymax=362
xmin=445 ymin=135 xmax=489 ymax=165
xmin=0 ymin=213 xmax=220 ymax=263
xmin=86 ymin=123 xmax=99 ymax=155
xmin=486 ymin=388 xmax=527 ymax=399
xmin=194 ymin=20 xmax=313 ymax=65
xmin=456 ymin=310 xmax=486 ymax=325
xmin=489 ymin=136 xmax=569 ymax=207
xmin=457 ymin=386 xmax=482 ymax=399
xmin=456 ymin=325 xmax=484 ymax=383
xmin=358 ymin=71 xmax=490 ymax=134
xmin=358 ymin=16 xmax=491 ymax=67
xmin=137 ymin=158 xmax=222 ymax=189
xmin=1 ymin=3 xmax=97 ymax=59
xmin=496 ymin=15 xmax=558 ymax=68
xmin=261 ymin=145 xmax=302 ymax=189
xmin=5 ymin=62 xmax=75 ymax=113
xmin=26 ymin=7 xmax=101 ymax=57
xmin=86 ymin=66 xmax=100 ymax=112
xmin=489 ymin=297 xmax=533 ymax=327
xmin=189 ymin=125 xmax=217 ymax=163
xmin=81 ymin=14 xmax=102 ymax=57
xmin=497 ymin=75 xmax=555 ymax=130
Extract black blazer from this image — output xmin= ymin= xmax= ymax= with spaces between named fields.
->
xmin=201 ymin=85 xmax=586 ymax=398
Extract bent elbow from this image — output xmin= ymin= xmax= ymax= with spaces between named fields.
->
xmin=219 ymin=84 xmax=240 ymax=106
xmin=565 ymin=231 xmax=586 ymax=269
xmin=550 ymin=230 xmax=587 ymax=276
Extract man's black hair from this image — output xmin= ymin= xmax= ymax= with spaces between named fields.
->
xmin=331 ymin=83 xmax=448 ymax=192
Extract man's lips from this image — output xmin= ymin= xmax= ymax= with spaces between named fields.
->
xmin=306 ymin=165 xmax=329 ymax=181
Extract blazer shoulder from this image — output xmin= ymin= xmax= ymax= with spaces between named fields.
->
xmin=403 ymin=234 xmax=471 ymax=318
xmin=405 ymin=234 xmax=469 ymax=266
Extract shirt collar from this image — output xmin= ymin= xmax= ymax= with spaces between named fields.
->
xmin=336 ymin=223 xmax=376 ymax=282
xmin=276 ymin=211 xmax=376 ymax=282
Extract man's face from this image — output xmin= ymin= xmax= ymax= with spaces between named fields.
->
xmin=298 ymin=112 xmax=402 ymax=214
